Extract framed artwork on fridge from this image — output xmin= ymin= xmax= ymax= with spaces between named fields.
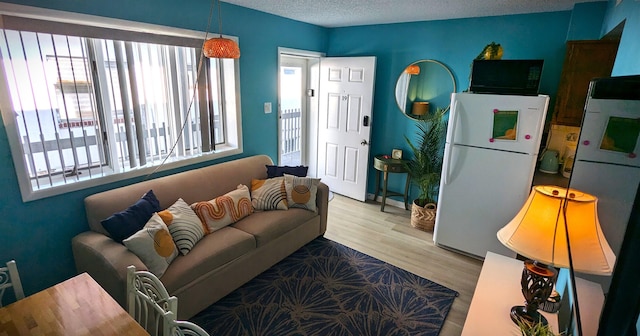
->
xmin=492 ymin=110 xmax=518 ymax=141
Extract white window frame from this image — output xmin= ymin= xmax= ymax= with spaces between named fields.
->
xmin=0 ymin=3 xmax=243 ymax=202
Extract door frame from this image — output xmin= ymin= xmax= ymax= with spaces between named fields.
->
xmin=277 ymin=47 xmax=324 ymax=176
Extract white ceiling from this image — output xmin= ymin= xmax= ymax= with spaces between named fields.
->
xmin=224 ymin=0 xmax=605 ymax=28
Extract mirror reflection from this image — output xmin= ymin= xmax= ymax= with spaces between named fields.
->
xmin=395 ymin=59 xmax=456 ymax=119
xmin=563 ymin=75 xmax=640 ymax=335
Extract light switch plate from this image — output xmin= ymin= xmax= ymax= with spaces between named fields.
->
xmin=264 ymin=102 xmax=272 ymax=114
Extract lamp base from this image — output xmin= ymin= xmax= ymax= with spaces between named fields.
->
xmin=510 ymin=305 xmax=548 ymax=326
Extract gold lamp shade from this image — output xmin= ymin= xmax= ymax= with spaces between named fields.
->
xmin=203 ymin=37 xmax=240 ymax=59
xmin=497 ymin=185 xmax=616 ymax=275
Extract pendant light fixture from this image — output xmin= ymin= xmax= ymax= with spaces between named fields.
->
xmin=203 ymin=0 xmax=240 ymax=59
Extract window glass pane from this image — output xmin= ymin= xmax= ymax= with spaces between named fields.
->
xmin=0 ymin=15 xmax=240 ymax=201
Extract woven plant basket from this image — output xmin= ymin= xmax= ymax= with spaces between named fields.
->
xmin=411 ymin=201 xmax=437 ymax=232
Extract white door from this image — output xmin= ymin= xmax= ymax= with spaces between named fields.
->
xmin=317 ymin=56 xmax=376 ymax=201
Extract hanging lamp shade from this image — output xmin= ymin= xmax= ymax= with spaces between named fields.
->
xmin=405 ymin=64 xmax=420 ymax=75
xmin=203 ymin=36 xmax=240 ymax=59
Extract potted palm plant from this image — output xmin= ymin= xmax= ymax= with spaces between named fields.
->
xmin=403 ymin=107 xmax=447 ymax=232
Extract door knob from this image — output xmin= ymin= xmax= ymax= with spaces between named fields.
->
xmin=361 ymin=140 xmax=369 ymax=146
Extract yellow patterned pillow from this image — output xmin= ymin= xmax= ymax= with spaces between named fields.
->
xmin=251 ymin=177 xmax=288 ymax=211
xmin=191 ymin=184 xmax=253 ymax=233
xmin=123 ymin=213 xmax=179 ymax=277
xmin=284 ymin=174 xmax=320 ymax=212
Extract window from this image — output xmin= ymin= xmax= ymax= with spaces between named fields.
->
xmin=0 ymin=7 xmax=242 ymax=201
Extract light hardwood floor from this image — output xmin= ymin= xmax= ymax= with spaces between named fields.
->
xmin=323 ymin=194 xmax=483 ymax=336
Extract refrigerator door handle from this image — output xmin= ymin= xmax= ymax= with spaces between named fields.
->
xmin=448 ymin=99 xmax=460 ymax=143
xmin=443 ymin=100 xmax=459 ymax=185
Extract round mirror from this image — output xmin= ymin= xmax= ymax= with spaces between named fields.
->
xmin=395 ymin=59 xmax=456 ymax=119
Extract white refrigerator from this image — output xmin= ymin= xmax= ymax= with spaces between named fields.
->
xmin=568 ymin=76 xmax=640 ymax=292
xmin=433 ymin=92 xmax=549 ymax=259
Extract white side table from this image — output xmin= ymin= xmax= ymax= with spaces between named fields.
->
xmin=462 ymin=252 xmax=559 ymax=335
xmin=462 ymin=252 xmax=604 ymax=335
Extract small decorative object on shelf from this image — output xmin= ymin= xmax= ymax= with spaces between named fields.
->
xmin=539 ymin=290 xmax=562 ymax=313
xmin=392 ymin=149 xmax=403 ymax=160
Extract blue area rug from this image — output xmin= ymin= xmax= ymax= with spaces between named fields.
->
xmin=191 ymin=237 xmax=458 ymax=336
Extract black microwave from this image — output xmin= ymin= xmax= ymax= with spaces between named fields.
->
xmin=469 ymin=59 xmax=544 ymax=95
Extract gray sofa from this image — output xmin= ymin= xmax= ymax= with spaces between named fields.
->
xmin=72 ymin=155 xmax=329 ymax=319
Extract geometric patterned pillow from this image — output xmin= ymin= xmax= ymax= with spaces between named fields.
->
xmin=284 ymin=174 xmax=320 ymax=212
xmin=158 ymin=198 xmax=206 ymax=255
xmin=191 ymin=184 xmax=253 ymax=233
xmin=251 ymin=177 xmax=288 ymax=211
xmin=123 ymin=213 xmax=179 ymax=277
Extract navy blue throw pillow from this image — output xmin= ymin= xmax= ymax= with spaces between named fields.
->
xmin=266 ymin=165 xmax=308 ymax=178
xmin=101 ymin=190 xmax=161 ymax=243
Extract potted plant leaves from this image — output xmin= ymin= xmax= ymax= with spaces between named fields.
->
xmin=517 ymin=318 xmax=565 ymax=336
xmin=403 ymin=107 xmax=447 ymax=232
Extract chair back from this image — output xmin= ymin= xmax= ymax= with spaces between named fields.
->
xmin=126 ymin=266 xmax=210 ymax=336
xmin=127 ymin=265 xmax=178 ymax=336
xmin=0 ymin=260 xmax=25 ymax=307
xmin=172 ymin=320 xmax=210 ymax=336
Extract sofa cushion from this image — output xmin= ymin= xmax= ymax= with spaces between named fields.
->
xmin=123 ymin=213 xmax=179 ymax=277
xmin=160 ymin=226 xmax=255 ymax=293
xmin=159 ymin=198 xmax=206 ymax=255
xmin=284 ymin=174 xmax=321 ymax=212
xmin=191 ymin=185 xmax=253 ymax=233
xmin=101 ymin=190 xmax=160 ymax=243
xmin=251 ymin=177 xmax=288 ymax=211
xmin=231 ymin=209 xmax=317 ymax=247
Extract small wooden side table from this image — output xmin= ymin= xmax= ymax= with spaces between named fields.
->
xmin=373 ymin=154 xmax=410 ymax=212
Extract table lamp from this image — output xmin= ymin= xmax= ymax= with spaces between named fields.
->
xmin=497 ymin=185 xmax=616 ymax=326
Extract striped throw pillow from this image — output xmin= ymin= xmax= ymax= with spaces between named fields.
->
xmin=158 ymin=198 xmax=206 ymax=255
xmin=251 ymin=177 xmax=288 ymax=211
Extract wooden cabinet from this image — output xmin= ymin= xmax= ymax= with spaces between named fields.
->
xmin=553 ymin=40 xmax=619 ymax=126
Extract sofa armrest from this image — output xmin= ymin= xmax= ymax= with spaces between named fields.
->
xmin=71 ymin=231 xmax=146 ymax=307
xmin=316 ymin=182 xmax=329 ymax=235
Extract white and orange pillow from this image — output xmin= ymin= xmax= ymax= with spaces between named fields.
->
xmin=123 ymin=213 xmax=179 ymax=277
xmin=284 ymin=174 xmax=320 ymax=212
xmin=191 ymin=184 xmax=253 ymax=233
xmin=251 ymin=177 xmax=288 ymax=211
xmin=158 ymin=198 xmax=205 ymax=255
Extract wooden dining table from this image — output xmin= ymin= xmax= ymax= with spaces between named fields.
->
xmin=0 ymin=272 xmax=149 ymax=335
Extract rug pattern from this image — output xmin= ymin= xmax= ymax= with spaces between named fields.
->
xmin=191 ymin=237 xmax=459 ymax=336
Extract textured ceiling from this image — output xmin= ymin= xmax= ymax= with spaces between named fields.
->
xmin=223 ymin=0 xmax=605 ymax=28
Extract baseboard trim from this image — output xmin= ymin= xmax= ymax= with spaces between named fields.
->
xmin=366 ymin=193 xmax=409 ymax=210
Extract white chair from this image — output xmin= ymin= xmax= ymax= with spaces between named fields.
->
xmin=126 ymin=265 xmax=209 ymax=336
xmin=173 ymin=321 xmax=210 ymax=336
xmin=0 ymin=260 xmax=25 ymax=307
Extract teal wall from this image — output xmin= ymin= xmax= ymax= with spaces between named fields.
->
xmin=1 ymin=0 xmax=635 ymax=303
xmin=566 ymin=1 xmax=608 ymax=40
xmin=326 ymin=11 xmax=574 ymax=201
xmin=0 ymin=0 xmax=327 ymax=296
xmin=602 ymin=0 xmax=640 ymax=75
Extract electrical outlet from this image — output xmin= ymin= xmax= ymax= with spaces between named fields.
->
xmin=264 ymin=102 xmax=272 ymax=114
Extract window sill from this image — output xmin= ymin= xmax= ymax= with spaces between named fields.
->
xmin=21 ymin=146 xmax=243 ymax=202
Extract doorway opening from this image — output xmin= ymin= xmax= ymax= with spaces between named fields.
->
xmin=277 ymin=48 xmax=322 ymax=175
